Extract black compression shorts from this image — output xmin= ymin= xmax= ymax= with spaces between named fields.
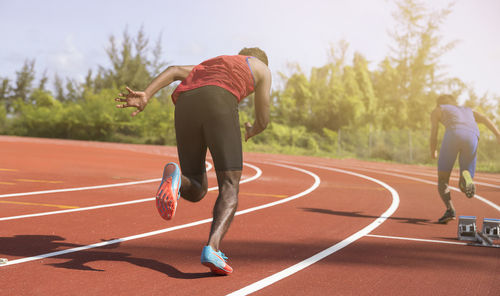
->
xmin=174 ymin=85 xmax=243 ymax=175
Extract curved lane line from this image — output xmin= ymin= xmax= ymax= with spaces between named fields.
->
xmin=235 ymin=162 xmax=320 ymax=216
xmin=0 ymin=178 xmax=162 ymax=199
xmin=227 ymin=163 xmax=400 ymax=296
xmin=370 ymin=165 xmax=500 ymax=184
xmin=0 ymin=162 xmax=318 ymax=267
xmin=0 ymin=162 xmax=215 ymax=199
xmin=205 ymin=161 xmax=213 ymax=172
xmin=0 ymin=198 xmax=155 ymax=222
xmin=0 ymin=163 xmax=260 ymax=222
xmin=365 ymin=234 xmax=468 ymax=246
xmin=345 ymin=165 xmax=500 ymax=189
xmin=341 ymin=166 xmax=500 ymax=212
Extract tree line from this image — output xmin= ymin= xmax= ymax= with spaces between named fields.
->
xmin=1 ymin=0 xmax=498 ymax=170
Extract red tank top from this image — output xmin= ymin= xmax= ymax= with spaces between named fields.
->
xmin=171 ymin=55 xmax=255 ymax=104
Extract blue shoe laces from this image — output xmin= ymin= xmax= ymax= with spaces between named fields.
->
xmin=216 ymin=250 xmax=228 ymax=261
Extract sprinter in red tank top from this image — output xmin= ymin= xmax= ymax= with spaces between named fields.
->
xmin=171 ymin=55 xmax=256 ymax=104
xmin=115 ymin=47 xmax=271 ymax=275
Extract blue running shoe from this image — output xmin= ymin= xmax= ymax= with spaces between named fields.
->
xmin=200 ymin=246 xmax=233 ymax=275
xmin=156 ymin=162 xmax=181 ymax=220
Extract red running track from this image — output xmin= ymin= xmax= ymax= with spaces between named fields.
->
xmin=0 ymin=136 xmax=499 ymax=295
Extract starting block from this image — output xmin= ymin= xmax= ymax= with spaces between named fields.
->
xmin=481 ymin=218 xmax=500 ymax=239
xmin=457 ymin=216 xmax=477 ymax=241
xmin=457 ymin=216 xmax=500 ymax=248
xmin=475 ymin=232 xmax=494 ymax=246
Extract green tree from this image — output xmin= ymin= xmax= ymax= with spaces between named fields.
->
xmin=274 ymin=70 xmax=312 ymax=126
xmin=0 ymin=103 xmax=6 ymax=132
xmin=353 ymin=53 xmax=377 ymax=126
xmin=95 ymin=27 xmax=167 ymax=92
xmin=379 ymin=0 xmax=457 ymax=129
xmin=275 ymin=42 xmax=367 ymax=133
xmin=0 ymin=77 xmax=12 ymax=112
xmin=373 ymin=58 xmax=408 ymax=129
xmin=13 ymin=59 xmax=36 ymax=104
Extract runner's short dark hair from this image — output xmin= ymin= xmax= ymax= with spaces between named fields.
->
xmin=238 ymin=47 xmax=268 ymax=66
xmin=437 ymin=94 xmax=457 ymax=106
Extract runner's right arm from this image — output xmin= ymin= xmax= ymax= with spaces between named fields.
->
xmin=144 ymin=65 xmax=194 ymax=100
xmin=115 ymin=65 xmax=194 ymax=116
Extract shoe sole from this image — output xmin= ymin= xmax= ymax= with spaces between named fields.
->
xmin=438 ymin=216 xmax=456 ymax=224
xmin=462 ymin=170 xmax=475 ymax=198
xmin=156 ymin=179 xmax=176 ymax=220
xmin=201 ymin=261 xmax=232 ymax=275
xmin=156 ymin=164 xmax=179 ymax=220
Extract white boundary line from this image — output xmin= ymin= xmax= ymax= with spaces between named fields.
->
xmin=345 ymin=165 xmax=500 ymax=189
xmin=340 ymin=163 xmax=500 ymax=183
xmin=365 ymin=234 xmax=467 ymax=246
xmin=235 ymin=162 xmax=320 ymax=216
xmin=226 ymin=163 xmax=400 ymax=296
xmin=0 ymin=162 xmax=319 ymax=267
xmin=0 ymin=197 xmax=154 ymax=221
xmin=0 ymin=162 xmax=214 ymax=199
xmin=0 ymin=163 xmax=260 ymax=222
xmin=405 ymin=170 xmax=500 ymax=189
xmin=0 ymin=178 xmax=162 ymax=199
xmin=340 ymin=166 xmax=500 ymax=212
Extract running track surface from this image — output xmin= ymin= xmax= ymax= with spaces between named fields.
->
xmin=1 ymin=136 xmax=499 ymax=295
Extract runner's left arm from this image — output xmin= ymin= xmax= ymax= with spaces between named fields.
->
xmin=245 ymin=62 xmax=271 ymax=141
xmin=115 ymin=65 xmax=194 ymax=116
xmin=473 ymin=110 xmax=500 ymax=143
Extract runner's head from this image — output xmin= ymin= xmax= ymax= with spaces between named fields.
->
xmin=239 ymin=47 xmax=268 ymax=66
xmin=437 ymin=94 xmax=457 ymax=106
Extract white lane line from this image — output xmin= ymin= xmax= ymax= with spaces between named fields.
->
xmin=365 ymin=234 xmax=467 ymax=246
xmin=235 ymin=162 xmax=320 ymax=216
xmin=341 ymin=166 xmax=500 ymax=212
xmin=0 ymin=198 xmax=154 ymax=221
xmin=0 ymin=163 xmax=260 ymax=222
xmin=339 ymin=163 xmax=500 ymax=184
xmin=0 ymin=161 xmax=214 ymax=199
xmin=0 ymin=178 xmax=162 ymax=199
xmin=227 ymin=163 xmax=400 ymax=296
xmin=0 ymin=218 xmax=213 ymax=267
xmin=0 ymin=162 xmax=318 ymax=267
xmin=350 ymin=165 xmax=500 ymax=189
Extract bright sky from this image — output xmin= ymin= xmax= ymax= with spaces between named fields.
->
xmin=1 ymin=0 xmax=499 ymax=102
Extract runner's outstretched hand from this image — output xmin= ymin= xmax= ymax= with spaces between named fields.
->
xmin=115 ymin=87 xmax=148 ymax=117
xmin=244 ymin=122 xmax=253 ymax=142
